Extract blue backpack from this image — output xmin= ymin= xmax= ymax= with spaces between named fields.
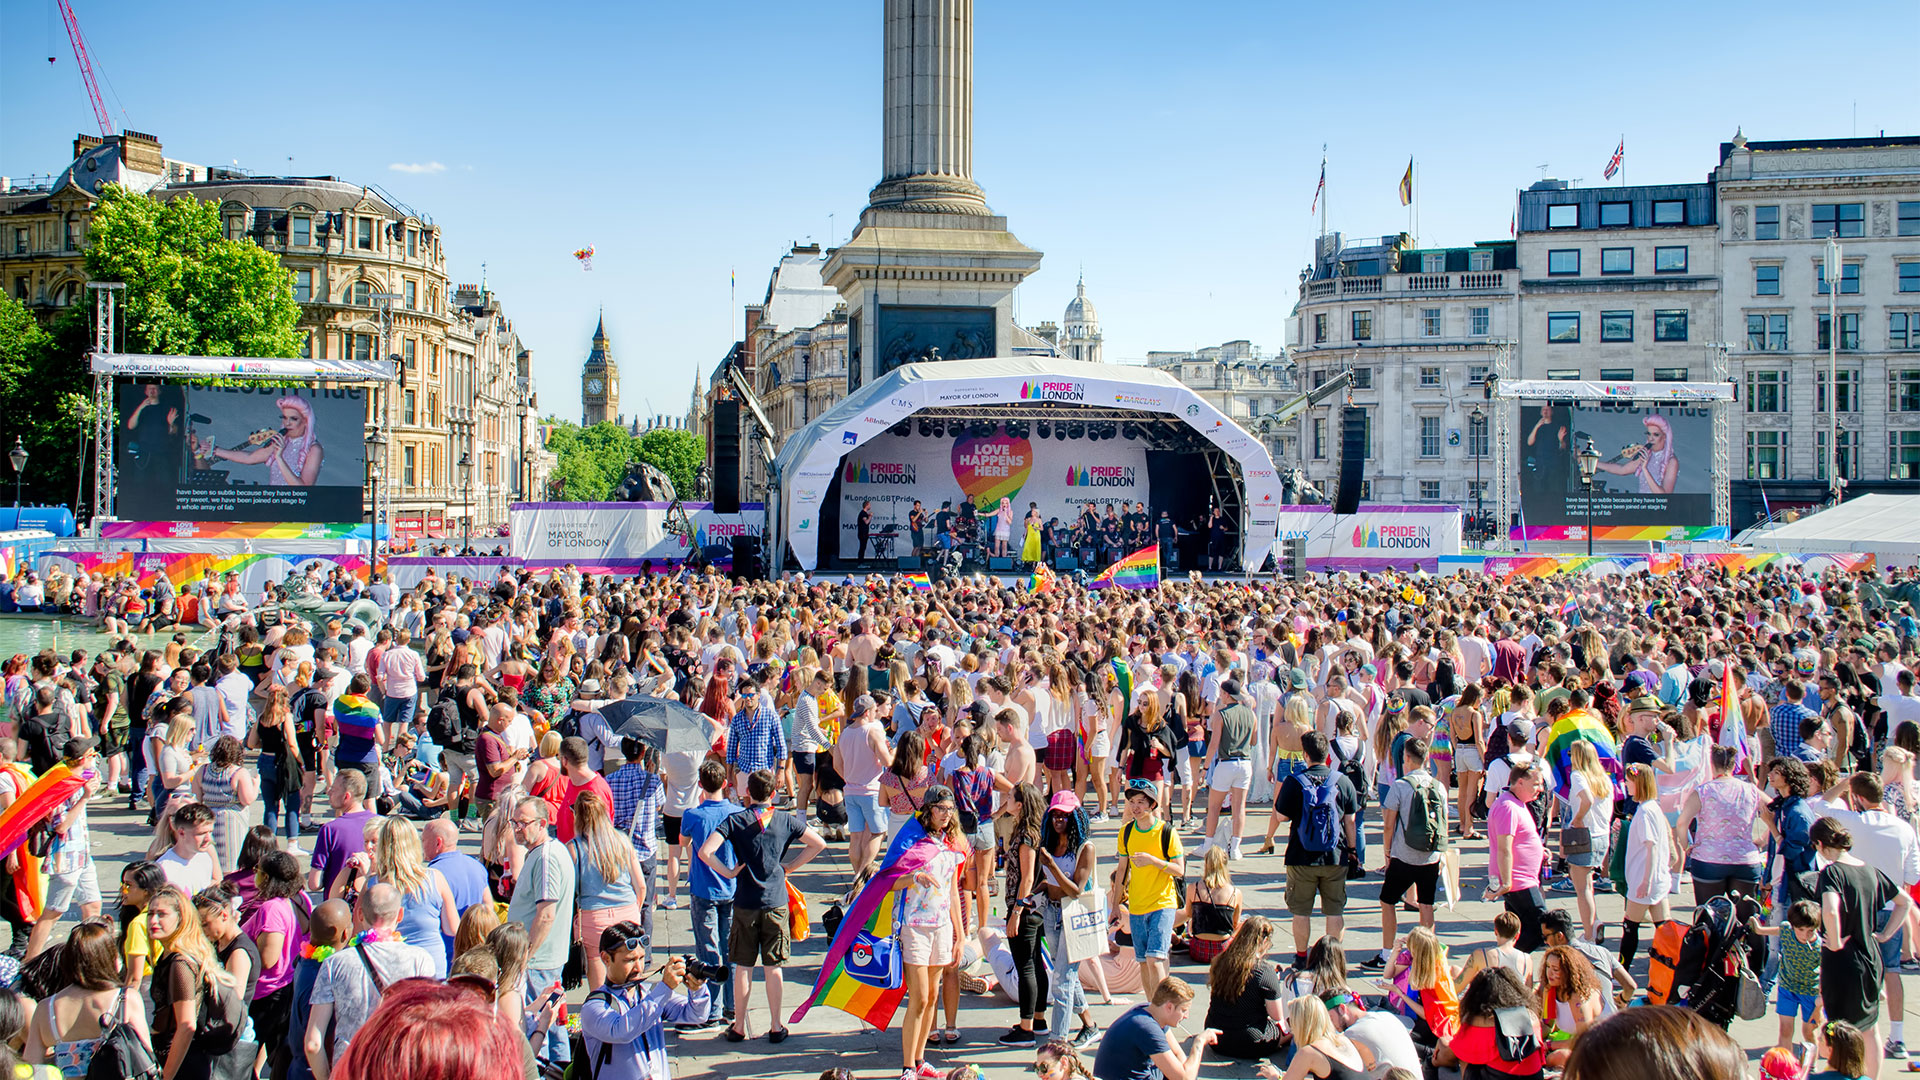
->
xmin=1299 ymin=768 xmax=1340 ymax=854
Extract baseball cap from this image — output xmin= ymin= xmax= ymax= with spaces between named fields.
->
xmin=1506 ymin=718 xmax=1535 ymax=744
xmin=1287 ymin=668 xmax=1311 ymax=691
xmin=62 ymin=737 xmax=98 ymax=762
xmin=1048 ymin=791 xmax=1081 ymax=815
xmin=1125 ymin=778 xmax=1160 ymax=805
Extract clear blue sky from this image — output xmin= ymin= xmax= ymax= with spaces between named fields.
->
xmin=4 ymin=0 xmax=1915 ymax=425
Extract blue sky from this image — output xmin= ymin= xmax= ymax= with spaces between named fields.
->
xmin=4 ymin=0 xmax=1916 ymax=425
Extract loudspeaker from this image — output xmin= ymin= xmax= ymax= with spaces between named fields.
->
xmin=729 ymin=535 xmax=762 ymax=580
xmin=1334 ymin=406 xmax=1367 ymax=515
xmin=989 ymin=556 xmax=1013 ymax=571
xmin=712 ymin=400 xmax=740 ymax=514
xmin=1281 ymin=536 xmax=1308 ymax=581
xmin=1053 ymin=555 xmax=1078 ymax=571
xmin=896 ymin=555 xmax=922 ymax=570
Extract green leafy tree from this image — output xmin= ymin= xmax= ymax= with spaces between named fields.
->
xmin=633 ymin=428 xmax=704 ymax=499
xmin=84 ymin=185 xmax=301 ymax=357
xmin=0 ymin=296 xmax=92 ymax=510
xmin=542 ymin=419 xmax=640 ymax=501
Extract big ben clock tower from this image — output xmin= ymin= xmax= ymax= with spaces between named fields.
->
xmin=581 ymin=312 xmax=619 ymax=426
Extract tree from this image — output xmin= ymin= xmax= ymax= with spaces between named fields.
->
xmin=542 ymin=419 xmax=638 ymax=502
xmin=634 ymin=428 xmax=704 ymax=499
xmin=0 ymin=296 xmax=92 ymax=510
xmin=84 ymin=185 xmax=301 ymax=357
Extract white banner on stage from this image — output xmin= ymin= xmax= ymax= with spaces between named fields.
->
xmin=835 ymin=430 xmax=1147 ymax=559
xmin=508 ymin=503 xmax=762 ymax=564
xmin=89 ymin=352 xmax=398 ymax=382
xmin=1270 ymin=505 xmax=1464 ymax=568
xmin=1492 ymin=379 xmax=1734 ymax=402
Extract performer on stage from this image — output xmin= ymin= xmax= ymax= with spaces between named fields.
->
xmin=857 ymin=499 xmax=874 ymax=559
xmin=1206 ymin=505 xmax=1234 ymax=571
xmin=1593 ymin=414 xmax=1679 ymax=494
xmin=194 ymin=394 xmax=326 ymax=486
xmin=1126 ymin=500 xmax=1150 ymax=549
xmin=1156 ymin=509 xmax=1177 ymax=571
xmin=1020 ymin=503 xmax=1043 ymax=567
xmin=991 ymin=497 xmax=1014 ymax=558
xmin=1100 ymin=504 xmax=1123 ymax=568
xmin=1041 ymin=516 xmax=1063 ymax=566
xmin=908 ymin=500 xmax=928 ymax=556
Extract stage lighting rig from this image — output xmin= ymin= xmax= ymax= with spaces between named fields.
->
xmin=1068 ymin=421 xmax=1084 ymax=439
xmin=931 ymin=420 xmax=945 ymax=438
xmin=1122 ymin=423 xmax=1138 ymax=440
xmin=1037 ymin=421 xmax=1051 ymax=439
xmin=890 ymin=420 xmax=911 ymax=437
xmin=918 ymin=419 xmax=933 ymax=437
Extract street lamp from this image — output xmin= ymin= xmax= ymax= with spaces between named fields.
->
xmin=8 ymin=438 xmax=25 ymax=511
xmin=457 ymin=452 xmax=472 ymax=551
xmin=366 ymin=430 xmax=389 ymax=572
xmin=1469 ymin=405 xmax=1486 ymax=544
xmin=516 ymin=395 xmax=530 ymax=500
xmin=1577 ymin=436 xmax=1600 ymax=557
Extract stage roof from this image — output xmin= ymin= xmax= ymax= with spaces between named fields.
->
xmin=771 ymin=357 xmax=1284 ymax=572
xmin=1742 ymin=493 xmax=1920 ymax=557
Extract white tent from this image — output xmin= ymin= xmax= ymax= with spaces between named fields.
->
xmin=770 ymin=357 xmax=1285 ymax=572
xmin=1742 ymin=493 xmax=1920 ymax=560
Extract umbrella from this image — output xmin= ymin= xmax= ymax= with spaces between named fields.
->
xmin=596 ymin=697 xmax=715 ymax=756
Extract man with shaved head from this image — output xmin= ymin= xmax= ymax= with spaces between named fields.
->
xmin=303 ymin=883 xmax=438 ymax=1080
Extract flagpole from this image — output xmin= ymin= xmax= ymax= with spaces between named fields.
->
xmin=1321 ymin=144 xmax=1328 ymax=240
xmin=1620 ymin=134 xmax=1626 ymax=187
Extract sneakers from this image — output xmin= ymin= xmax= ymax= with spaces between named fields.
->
xmin=1091 ymin=812 xmax=1109 ymax=824
xmin=997 ymin=1027 xmax=1036 ymax=1047
xmin=1072 ymin=1024 xmax=1099 ymax=1050
xmin=915 ymin=1063 xmax=941 ymax=1079
xmin=1359 ymin=952 xmax=1389 ymax=970
xmin=1904 ymin=957 xmax=1920 ymax=973
xmin=1889 ymin=1040 xmax=1909 ymax=1060
xmin=1034 ymin=1018 xmax=1048 ymax=1035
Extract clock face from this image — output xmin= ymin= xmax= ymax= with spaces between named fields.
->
xmin=585 ymin=378 xmax=604 ymax=395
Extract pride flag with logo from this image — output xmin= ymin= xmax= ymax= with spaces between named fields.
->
xmin=903 ymin=571 xmax=931 ymax=592
xmin=1089 ymin=544 xmax=1159 ymax=590
xmin=791 ymin=818 xmax=950 ymax=1030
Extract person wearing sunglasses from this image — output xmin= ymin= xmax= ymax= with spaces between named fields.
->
xmin=577 ymin=920 xmax=710 ymax=1080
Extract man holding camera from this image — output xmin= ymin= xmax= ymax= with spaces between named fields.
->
xmin=578 ymin=921 xmax=712 ymax=1080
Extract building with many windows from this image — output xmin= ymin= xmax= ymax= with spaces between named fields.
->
xmin=0 ymin=131 xmax=546 ymax=537
xmin=1143 ymin=340 xmax=1298 ymax=463
xmin=1713 ymin=133 xmax=1920 ymax=523
xmin=1286 ymin=233 xmax=1517 ymax=515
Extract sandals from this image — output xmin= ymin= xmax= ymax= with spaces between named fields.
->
xmin=941 ymin=1028 xmax=961 ymax=1044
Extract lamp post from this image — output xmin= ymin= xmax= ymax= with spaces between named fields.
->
xmin=1824 ymin=236 xmax=1842 ymax=504
xmin=1469 ymin=405 xmax=1486 ymax=544
xmin=516 ymin=395 xmax=529 ymax=500
xmin=366 ymin=430 xmax=388 ymax=573
xmin=458 ymin=451 xmax=472 ymax=551
xmin=1577 ymin=436 xmax=1600 ymax=557
xmin=8 ymin=437 xmax=25 ymax=511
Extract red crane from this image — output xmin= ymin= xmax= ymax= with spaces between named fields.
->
xmin=55 ymin=0 xmax=114 ymax=136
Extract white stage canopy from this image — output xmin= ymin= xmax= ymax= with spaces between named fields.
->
xmin=1742 ymin=494 xmax=1920 ymax=560
xmin=772 ymin=357 xmax=1285 ymax=572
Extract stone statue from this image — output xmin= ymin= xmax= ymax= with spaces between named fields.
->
xmin=1874 ymin=202 xmax=1892 ymax=236
xmin=1787 ymin=206 xmax=1805 ymax=239
xmin=1731 ymin=205 xmax=1748 ymax=241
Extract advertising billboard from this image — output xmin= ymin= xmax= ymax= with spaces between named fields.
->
xmin=1518 ymin=401 xmax=1713 ymax=529
xmin=834 ymin=427 xmax=1149 ymax=559
xmin=116 ymin=383 xmax=368 ymax=523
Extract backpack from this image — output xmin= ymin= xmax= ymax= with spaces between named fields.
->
xmin=426 ymin=694 xmax=466 ymax=751
xmin=1491 ymin=1004 xmax=1540 ymax=1063
xmin=87 ymin=988 xmax=159 ymax=1080
xmin=1645 ymin=918 xmax=1695 ymax=1005
xmin=1402 ymin=773 xmax=1447 ymax=854
xmin=563 ymin=989 xmax=620 ymax=1080
xmin=1298 ymin=768 xmax=1341 ymax=854
xmin=1328 ymin=739 xmax=1369 ymax=809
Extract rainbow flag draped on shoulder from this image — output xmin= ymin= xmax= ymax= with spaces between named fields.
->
xmin=1540 ymin=708 xmax=1620 ymax=799
xmin=333 ymin=694 xmax=382 ymax=746
xmin=1089 ymin=544 xmax=1159 ymax=590
xmin=790 ymin=818 xmax=949 ymax=1030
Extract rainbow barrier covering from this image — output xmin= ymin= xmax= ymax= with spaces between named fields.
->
xmin=99 ymin=521 xmax=373 ymax=540
xmin=39 ymin=551 xmax=370 ymax=590
xmin=1512 ymin=524 xmax=1731 ymax=543
xmin=1470 ymin=552 xmax=1874 ymax=579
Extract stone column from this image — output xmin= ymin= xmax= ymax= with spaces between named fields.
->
xmin=869 ymin=0 xmax=988 ymax=215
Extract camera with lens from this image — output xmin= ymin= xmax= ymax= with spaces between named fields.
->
xmin=682 ymin=956 xmax=726 ymax=984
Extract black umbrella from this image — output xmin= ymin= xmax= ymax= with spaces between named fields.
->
xmin=596 ymin=697 xmax=715 ymax=756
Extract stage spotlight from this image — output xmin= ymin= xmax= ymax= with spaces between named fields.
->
xmin=890 ymin=420 xmax=910 ymax=437
xmin=1037 ymin=422 xmax=1050 ymax=439
xmin=931 ymin=420 xmax=944 ymax=438
xmin=1067 ymin=421 xmax=1084 ymax=439
xmin=1122 ymin=423 xmax=1137 ymax=440
xmin=918 ymin=419 xmax=933 ymax=437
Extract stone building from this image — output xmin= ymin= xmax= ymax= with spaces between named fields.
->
xmin=1143 ymin=340 xmax=1298 ymax=464
xmin=0 ymin=131 xmax=545 ymax=536
xmin=1712 ymin=133 xmax=1920 ymax=523
xmin=1286 ymin=232 xmax=1518 ymax=513
xmin=580 ymin=313 xmax=619 ymax=426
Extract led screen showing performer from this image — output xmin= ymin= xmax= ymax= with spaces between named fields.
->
xmin=1517 ymin=401 xmax=1712 ymax=529
xmin=115 ymin=383 xmax=367 ymax=522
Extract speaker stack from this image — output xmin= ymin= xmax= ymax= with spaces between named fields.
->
xmin=1333 ymin=406 xmax=1367 ymax=516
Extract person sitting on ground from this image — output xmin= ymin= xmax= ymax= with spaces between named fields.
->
xmin=1089 ymin=976 xmax=1214 ymax=1080
xmin=1433 ymin=967 xmax=1546 ymax=1080
xmin=1454 ymin=912 xmax=1531 ymax=990
xmin=1182 ymin=846 xmax=1241 ymax=964
xmin=1280 ymin=994 xmax=1373 ymax=1080
xmin=1202 ymin=915 xmax=1285 ymax=1062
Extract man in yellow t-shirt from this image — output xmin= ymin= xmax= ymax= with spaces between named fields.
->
xmin=1115 ymin=778 xmax=1184 ymax=1001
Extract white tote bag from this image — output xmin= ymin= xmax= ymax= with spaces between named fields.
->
xmin=1061 ymin=887 xmax=1108 ymax=964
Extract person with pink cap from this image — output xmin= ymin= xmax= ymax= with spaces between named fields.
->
xmin=1033 ymin=790 xmax=1100 ymax=1049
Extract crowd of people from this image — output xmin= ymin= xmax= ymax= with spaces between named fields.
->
xmin=0 ymin=556 xmax=1914 ymax=1080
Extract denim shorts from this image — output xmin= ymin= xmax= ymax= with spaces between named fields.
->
xmin=1129 ymin=908 xmax=1174 ymax=961
xmin=1777 ymin=985 xmax=1819 ymax=1021
xmin=845 ymin=792 xmax=888 ymax=835
xmin=1879 ymin=907 xmax=1905 ymax=970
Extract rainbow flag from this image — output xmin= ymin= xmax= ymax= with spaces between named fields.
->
xmin=1029 ymin=563 xmax=1055 ymax=594
xmin=333 ymin=694 xmax=382 ymax=746
xmin=903 ymin=571 xmax=931 ymax=592
xmin=1110 ymin=657 xmax=1133 ymax=710
xmin=1089 ymin=544 xmax=1159 ymax=590
xmin=791 ymin=818 xmax=951 ymax=1030
xmin=1540 ymin=708 xmax=1620 ymax=799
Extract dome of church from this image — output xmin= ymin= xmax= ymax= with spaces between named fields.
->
xmin=1063 ymin=273 xmax=1097 ymax=327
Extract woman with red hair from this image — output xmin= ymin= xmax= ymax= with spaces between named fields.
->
xmin=336 ymin=978 xmax=526 ymax=1080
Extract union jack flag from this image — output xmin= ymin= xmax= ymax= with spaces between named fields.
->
xmin=1311 ymin=159 xmax=1326 ymax=214
xmin=1604 ymin=139 xmax=1624 ymax=180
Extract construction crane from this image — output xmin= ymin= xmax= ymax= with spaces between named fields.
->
xmin=55 ymin=0 xmax=114 ymax=136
